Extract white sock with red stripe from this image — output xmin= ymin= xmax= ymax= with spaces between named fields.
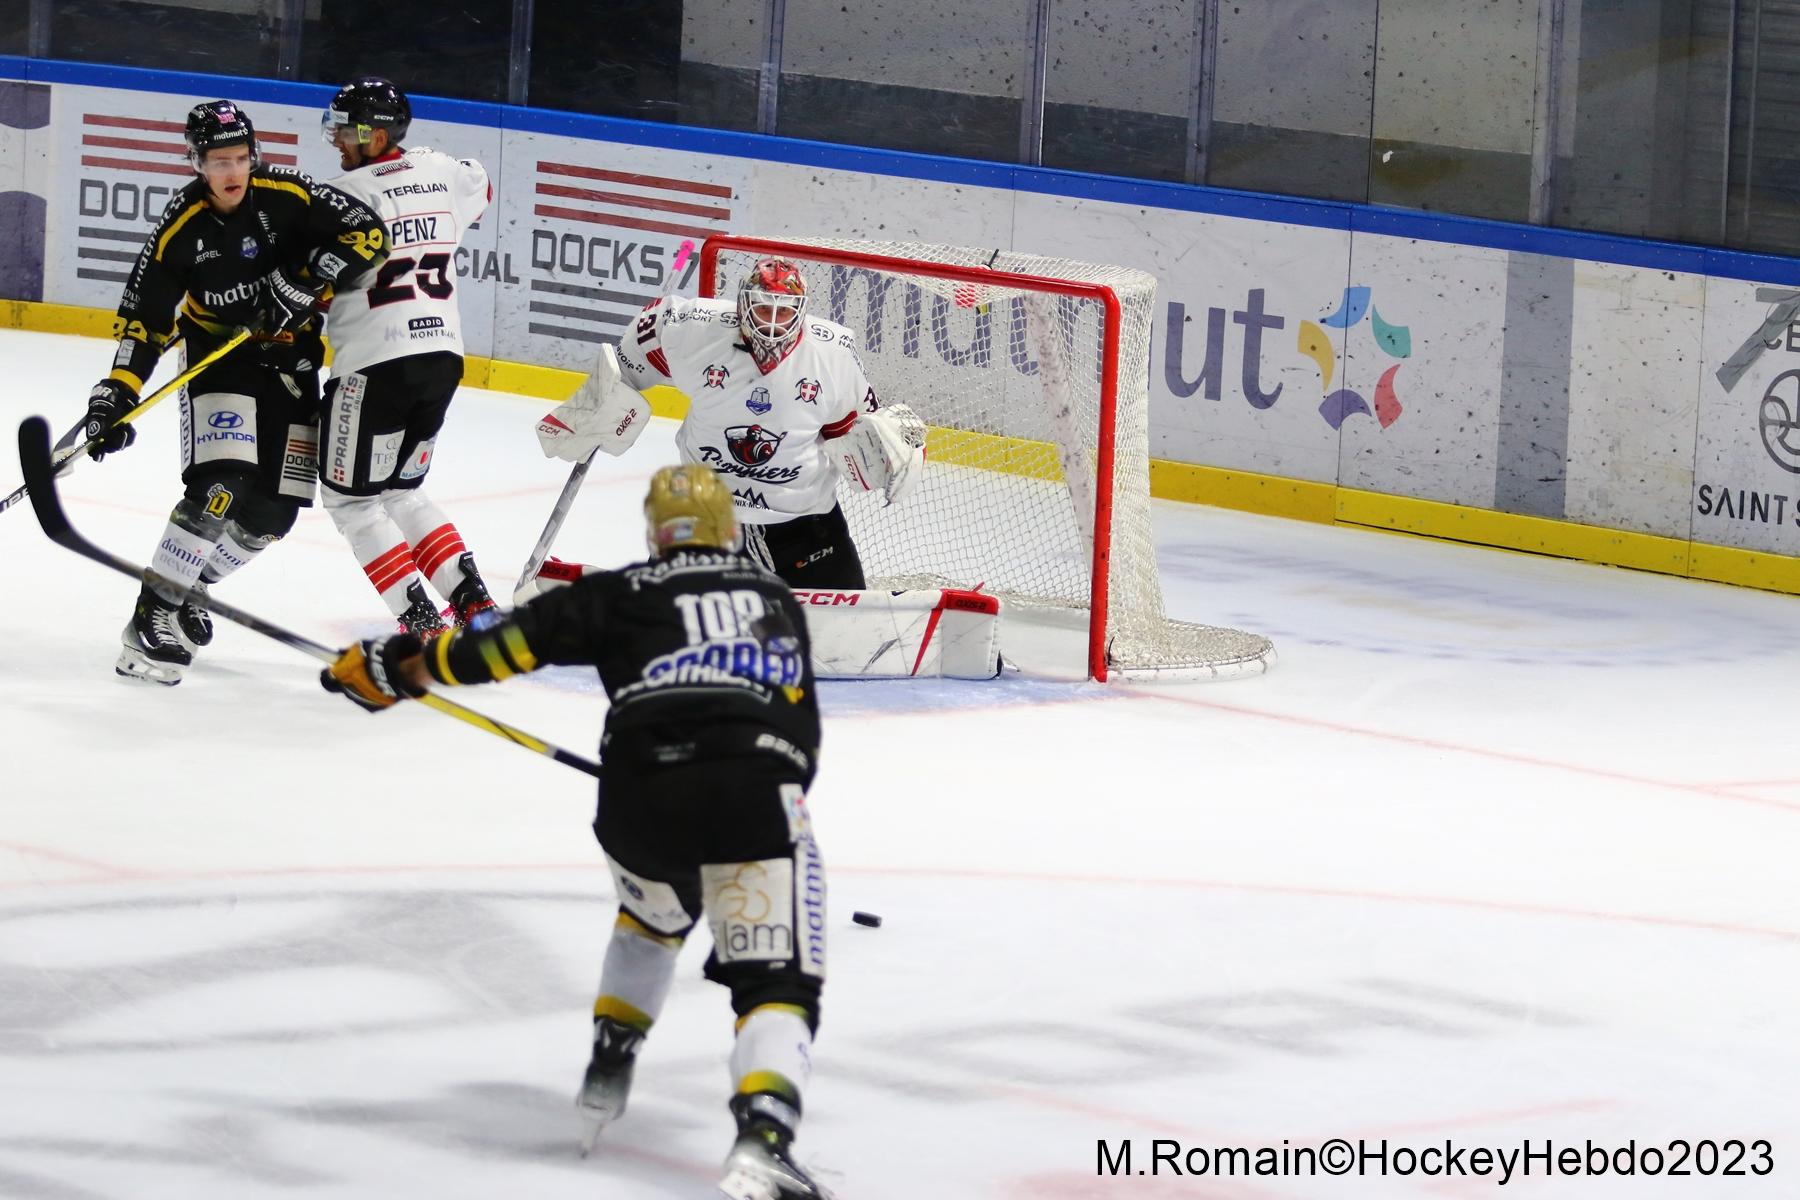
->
xmin=323 ymin=489 xmax=430 ymax=617
xmin=384 ymin=490 xmax=472 ymax=601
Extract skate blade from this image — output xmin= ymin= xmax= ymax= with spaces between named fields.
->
xmin=115 ymin=647 xmax=184 ymax=686
xmin=577 ymin=1109 xmax=613 ymax=1158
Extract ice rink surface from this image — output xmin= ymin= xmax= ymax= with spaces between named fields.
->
xmin=1 ymin=327 xmax=1796 ymax=1198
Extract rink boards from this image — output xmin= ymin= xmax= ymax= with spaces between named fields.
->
xmin=5 ymin=55 xmax=1800 ymax=592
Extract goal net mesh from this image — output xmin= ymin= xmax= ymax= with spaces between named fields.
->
xmin=705 ymin=237 xmax=1272 ymax=678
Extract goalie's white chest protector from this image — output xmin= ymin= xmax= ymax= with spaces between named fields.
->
xmin=324 ymin=147 xmax=491 ymax=377
xmin=618 ymin=296 xmax=873 ymax=524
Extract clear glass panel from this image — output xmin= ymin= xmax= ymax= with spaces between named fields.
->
xmin=531 ymin=0 xmax=764 ymax=130
xmin=49 ymin=0 xmax=279 ymax=75
xmin=0 ymin=4 xmax=26 ymax=56
xmin=1552 ymin=1 xmax=1731 ymax=245
xmin=1041 ymin=0 xmax=1197 ymax=182
xmin=777 ymin=0 xmax=1035 ymax=161
xmin=1725 ymin=0 xmax=1800 ymax=255
xmin=1367 ymin=0 xmax=1540 ymax=222
xmin=300 ymin=0 xmax=511 ymax=104
xmin=1209 ymin=0 xmax=1378 ymax=201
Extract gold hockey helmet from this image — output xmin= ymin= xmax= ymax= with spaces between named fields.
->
xmin=644 ymin=464 xmax=739 ymax=555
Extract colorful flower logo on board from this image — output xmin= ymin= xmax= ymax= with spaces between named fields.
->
xmin=1297 ymin=287 xmax=1413 ymax=429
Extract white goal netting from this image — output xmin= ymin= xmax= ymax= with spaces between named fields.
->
xmin=704 ymin=236 xmax=1273 ymax=680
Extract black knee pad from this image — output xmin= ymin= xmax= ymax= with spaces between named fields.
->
xmin=228 ymin=489 xmax=301 ymax=544
xmin=704 ymin=940 xmax=824 ymax=1034
xmin=708 ymin=965 xmax=823 ymax=1035
xmin=181 ymin=463 xmax=260 ymax=524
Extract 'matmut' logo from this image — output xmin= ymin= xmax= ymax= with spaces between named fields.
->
xmin=1164 ymin=285 xmax=1414 ymax=430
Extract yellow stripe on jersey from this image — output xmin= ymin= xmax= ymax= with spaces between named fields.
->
xmin=250 ymin=176 xmax=310 ymax=204
xmin=155 ymin=201 xmax=208 ymax=261
xmin=431 ymin=631 xmax=460 ymax=685
xmin=501 ymin=625 xmax=538 ymax=673
xmin=476 ymin=633 xmax=514 ymax=681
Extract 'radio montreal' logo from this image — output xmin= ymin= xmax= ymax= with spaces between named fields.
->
xmin=1298 ymin=286 xmax=1413 ymax=430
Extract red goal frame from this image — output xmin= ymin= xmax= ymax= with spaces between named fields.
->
xmin=700 ymin=234 xmax=1128 ymax=681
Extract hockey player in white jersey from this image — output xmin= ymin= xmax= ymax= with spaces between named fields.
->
xmin=533 ymin=257 xmax=926 ymax=590
xmin=316 ymin=76 xmax=498 ymax=634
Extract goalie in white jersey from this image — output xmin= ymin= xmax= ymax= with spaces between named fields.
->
xmin=533 ymin=257 xmax=926 ymax=590
xmin=316 ymin=76 xmax=498 ymax=634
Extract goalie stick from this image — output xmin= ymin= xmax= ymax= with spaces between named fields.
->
xmin=0 ymin=328 xmax=252 ymax=517
xmin=16 ymin=415 xmax=601 ymax=780
xmin=514 ymin=451 xmax=594 ymax=601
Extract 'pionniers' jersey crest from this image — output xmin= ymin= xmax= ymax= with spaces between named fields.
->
xmin=614 ymin=295 xmax=874 ymax=523
xmin=324 ymin=147 xmax=491 ymax=375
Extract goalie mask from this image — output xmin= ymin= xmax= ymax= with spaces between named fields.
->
xmin=645 ymin=464 xmax=739 ymax=556
xmin=737 ymin=258 xmax=808 ymax=371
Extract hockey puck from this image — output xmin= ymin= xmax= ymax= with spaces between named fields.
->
xmin=851 ymin=910 xmax=883 ymax=928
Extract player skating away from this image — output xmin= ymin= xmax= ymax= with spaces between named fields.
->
xmin=82 ymin=99 xmax=388 ymax=684
xmin=320 ymin=464 xmax=833 ymax=1199
xmin=316 ymin=76 xmax=498 ymax=635
xmin=528 ymin=256 xmax=925 ymax=595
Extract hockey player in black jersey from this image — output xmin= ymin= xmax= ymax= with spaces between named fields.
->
xmin=320 ymin=464 xmax=833 ymax=1200
xmin=81 ymin=99 xmax=388 ymax=684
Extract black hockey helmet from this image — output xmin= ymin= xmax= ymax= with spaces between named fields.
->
xmin=321 ymin=76 xmax=412 ymax=147
xmin=184 ymin=100 xmax=258 ymax=170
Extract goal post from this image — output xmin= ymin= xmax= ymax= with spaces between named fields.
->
xmin=700 ymin=234 xmax=1273 ymax=681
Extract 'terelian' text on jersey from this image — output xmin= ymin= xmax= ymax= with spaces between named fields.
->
xmin=324 ymin=146 xmax=490 ymax=376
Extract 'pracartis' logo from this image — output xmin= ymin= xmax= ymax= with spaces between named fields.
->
xmin=1297 ymin=286 xmax=1413 ymax=430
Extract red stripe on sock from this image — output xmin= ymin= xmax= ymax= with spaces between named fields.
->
xmin=412 ymin=524 xmax=467 ymax=579
xmin=368 ymin=560 xmax=418 ymax=594
xmin=362 ymin=544 xmax=415 ymax=593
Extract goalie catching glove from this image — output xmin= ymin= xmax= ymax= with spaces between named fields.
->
xmin=836 ymin=402 xmax=926 ymax=506
xmin=320 ymin=633 xmax=427 ymax=711
xmin=537 ymin=344 xmax=651 ymax=461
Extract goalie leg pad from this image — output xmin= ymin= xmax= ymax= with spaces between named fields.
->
xmin=796 ymin=587 xmax=1002 ymax=679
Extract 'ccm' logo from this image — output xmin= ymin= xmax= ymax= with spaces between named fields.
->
xmin=791 ymin=591 xmax=859 ymax=606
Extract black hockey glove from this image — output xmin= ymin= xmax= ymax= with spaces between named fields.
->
xmin=320 ymin=633 xmax=427 ymax=712
xmin=82 ymin=378 xmax=139 ymax=461
xmin=255 ymin=266 xmax=325 ymax=335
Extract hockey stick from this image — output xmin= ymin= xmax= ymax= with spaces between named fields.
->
xmin=16 ymin=415 xmax=602 ymax=780
xmin=0 ymin=329 xmax=253 ymax=517
xmin=514 ymin=451 xmax=594 ymax=602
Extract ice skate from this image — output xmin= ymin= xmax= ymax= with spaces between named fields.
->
xmin=717 ymin=1093 xmax=831 ymax=1200
xmin=176 ymin=580 xmax=214 ymax=651
xmin=447 ymin=552 xmax=498 ymax=628
xmin=396 ymin=580 xmax=448 ymax=637
xmin=116 ymin=590 xmax=192 ymax=685
xmin=576 ymin=1015 xmax=644 ymax=1155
